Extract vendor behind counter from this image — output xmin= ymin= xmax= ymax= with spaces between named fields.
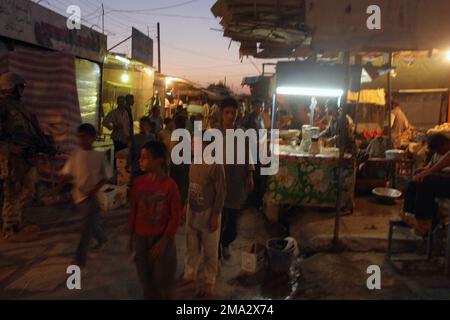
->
xmin=319 ymin=100 xmax=356 ymax=154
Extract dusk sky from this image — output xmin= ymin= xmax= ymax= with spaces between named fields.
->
xmin=39 ymin=0 xmax=266 ymax=93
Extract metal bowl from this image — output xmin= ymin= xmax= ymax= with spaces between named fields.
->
xmin=372 ymin=187 xmax=402 ymax=204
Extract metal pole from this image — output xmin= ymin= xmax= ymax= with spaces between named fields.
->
xmin=101 ymin=3 xmax=105 ymax=35
xmin=387 ymin=52 xmax=393 ymax=147
xmin=333 ymin=51 xmax=351 ymax=245
xmin=157 ymin=22 xmax=161 ymax=73
xmin=354 ymin=55 xmax=362 ymax=133
xmin=271 ymin=93 xmax=277 ymax=129
xmin=386 ymin=52 xmax=394 ymax=188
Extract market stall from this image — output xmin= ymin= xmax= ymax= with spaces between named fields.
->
xmin=264 ymin=61 xmax=361 ymax=221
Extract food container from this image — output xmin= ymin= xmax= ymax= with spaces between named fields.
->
xmin=242 ymin=243 xmax=266 ymax=274
xmin=279 ymin=130 xmax=300 ymax=140
xmin=299 ymin=126 xmax=320 ymax=153
xmin=97 ymin=184 xmax=128 ymax=212
xmin=309 ymin=136 xmax=321 ymax=155
xmin=385 ymin=149 xmax=406 ymax=161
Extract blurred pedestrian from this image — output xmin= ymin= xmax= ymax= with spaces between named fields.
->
xmin=54 ymin=124 xmax=112 ymax=267
xmin=169 ymin=115 xmax=190 ymax=212
xmin=243 ymin=99 xmax=266 ymax=210
xmin=159 ymin=118 xmax=175 ymax=153
xmin=149 ymin=106 xmax=164 ymax=136
xmin=130 ymin=117 xmax=156 ymax=182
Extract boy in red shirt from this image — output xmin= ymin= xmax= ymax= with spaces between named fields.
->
xmin=129 ymin=141 xmax=181 ymax=300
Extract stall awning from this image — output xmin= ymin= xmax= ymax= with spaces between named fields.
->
xmin=348 ymin=89 xmax=386 ymax=106
xmin=212 ymin=0 xmax=450 ymax=58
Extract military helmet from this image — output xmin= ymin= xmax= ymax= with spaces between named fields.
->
xmin=0 ymin=72 xmax=27 ymax=91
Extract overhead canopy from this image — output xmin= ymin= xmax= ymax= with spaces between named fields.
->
xmin=211 ymin=0 xmax=309 ymax=59
xmin=363 ymin=54 xmax=450 ymax=91
xmin=212 ymin=0 xmax=450 ymax=58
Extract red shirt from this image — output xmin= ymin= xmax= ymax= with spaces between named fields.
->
xmin=129 ymin=175 xmax=181 ymax=239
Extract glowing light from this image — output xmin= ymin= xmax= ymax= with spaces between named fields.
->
xmin=115 ymin=55 xmax=130 ymax=65
xmin=446 ymin=51 xmax=450 ymax=62
xmin=144 ymin=68 xmax=154 ymax=76
xmin=276 ymin=87 xmax=344 ymax=97
xmin=166 ymin=77 xmax=174 ymax=87
xmin=121 ymin=73 xmax=129 ymax=83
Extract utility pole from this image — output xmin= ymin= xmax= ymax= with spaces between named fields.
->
xmin=157 ymin=22 xmax=161 ymax=73
xmin=101 ymin=3 xmax=105 ymax=34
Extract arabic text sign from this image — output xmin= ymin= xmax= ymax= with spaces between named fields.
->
xmin=0 ymin=0 xmax=106 ymax=62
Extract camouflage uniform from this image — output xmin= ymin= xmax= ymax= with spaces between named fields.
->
xmin=0 ymin=96 xmax=39 ymax=236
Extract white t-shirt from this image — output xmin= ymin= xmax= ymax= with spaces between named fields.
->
xmin=61 ymin=148 xmax=113 ymax=204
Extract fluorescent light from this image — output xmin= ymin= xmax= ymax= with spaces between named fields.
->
xmin=121 ymin=73 xmax=129 ymax=83
xmin=446 ymin=50 xmax=450 ymax=62
xmin=276 ymin=87 xmax=344 ymax=97
xmin=115 ymin=55 xmax=131 ymax=65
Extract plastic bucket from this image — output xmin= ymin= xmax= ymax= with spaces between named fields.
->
xmin=266 ymin=238 xmax=294 ymax=273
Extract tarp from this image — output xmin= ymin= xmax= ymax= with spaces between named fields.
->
xmin=363 ymin=56 xmax=450 ymax=91
xmin=0 ymin=50 xmax=82 ymax=165
xmin=348 ymin=89 xmax=385 ymax=106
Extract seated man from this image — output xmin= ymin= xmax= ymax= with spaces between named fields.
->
xmin=366 ymin=127 xmax=392 ymax=159
xmin=402 ymin=133 xmax=450 ymax=235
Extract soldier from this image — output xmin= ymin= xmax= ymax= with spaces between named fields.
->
xmin=0 ymin=72 xmax=53 ymax=238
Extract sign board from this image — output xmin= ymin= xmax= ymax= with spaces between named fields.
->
xmin=132 ymin=27 xmax=153 ymax=67
xmin=0 ymin=0 xmax=107 ymax=63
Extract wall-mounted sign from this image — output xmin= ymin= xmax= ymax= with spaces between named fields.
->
xmin=0 ymin=0 xmax=107 ymax=62
xmin=132 ymin=27 xmax=153 ymax=67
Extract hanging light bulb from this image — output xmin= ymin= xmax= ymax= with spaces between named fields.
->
xmin=121 ymin=73 xmax=129 ymax=83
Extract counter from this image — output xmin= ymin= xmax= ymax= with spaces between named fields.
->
xmin=264 ymin=145 xmax=356 ymax=221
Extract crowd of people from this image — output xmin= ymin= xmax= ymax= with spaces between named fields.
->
xmin=1 ymin=70 xmax=449 ymax=299
xmin=86 ymin=95 xmax=268 ymax=299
